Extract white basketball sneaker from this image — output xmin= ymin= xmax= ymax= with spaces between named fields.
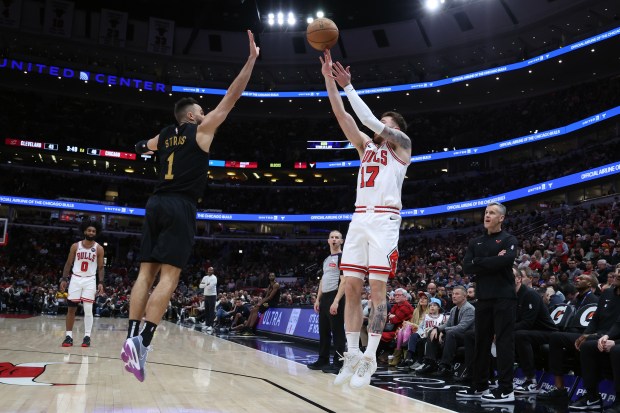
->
xmin=334 ymin=352 xmax=362 ymax=386
xmin=349 ymin=356 xmax=377 ymax=389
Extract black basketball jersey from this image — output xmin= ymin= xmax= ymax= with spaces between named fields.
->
xmin=153 ymin=123 xmax=210 ymax=202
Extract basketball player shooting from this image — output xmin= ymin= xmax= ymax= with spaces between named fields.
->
xmin=320 ymin=49 xmax=411 ymax=389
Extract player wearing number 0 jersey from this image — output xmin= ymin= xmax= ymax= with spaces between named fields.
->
xmin=121 ymin=30 xmax=259 ymax=382
xmin=62 ymin=220 xmax=104 ymax=348
xmin=320 ymin=48 xmax=411 ymax=389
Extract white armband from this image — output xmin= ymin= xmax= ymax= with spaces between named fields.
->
xmin=343 ymin=84 xmax=385 ymax=135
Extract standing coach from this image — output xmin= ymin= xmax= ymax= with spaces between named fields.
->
xmin=458 ymin=202 xmax=518 ymax=403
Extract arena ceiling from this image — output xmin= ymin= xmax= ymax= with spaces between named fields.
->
xmin=79 ymin=0 xmax=457 ymax=32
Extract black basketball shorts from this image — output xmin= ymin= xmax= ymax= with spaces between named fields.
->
xmin=139 ymin=193 xmax=197 ymax=268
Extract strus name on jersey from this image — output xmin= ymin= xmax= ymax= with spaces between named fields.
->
xmin=77 ymin=251 xmax=96 ymax=262
xmin=361 ymin=148 xmax=387 ymax=165
xmin=164 ymin=135 xmax=186 ymax=148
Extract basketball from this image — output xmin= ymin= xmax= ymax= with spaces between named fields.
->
xmin=306 ymin=18 xmax=339 ymax=51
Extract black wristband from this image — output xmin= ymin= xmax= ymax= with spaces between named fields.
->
xmin=135 ymin=140 xmax=150 ymax=154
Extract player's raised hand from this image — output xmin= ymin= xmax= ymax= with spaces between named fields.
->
xmin=331 ymin=61 xmax=352 ymax=89
xmin=247 ymin=30 xmax=260 ymax=59
xmin=320 ymin=49 xmax=334 ymax=78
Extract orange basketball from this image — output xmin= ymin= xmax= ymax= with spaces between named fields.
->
xmin=306 ymin=18 xmax=339 ymax=51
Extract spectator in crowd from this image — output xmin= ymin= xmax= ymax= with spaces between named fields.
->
xmin=571 ymin=274 xmax=600 ymax=307
xmin=230 ymin=297 xmax=251 ymax=329
xmin=43 ymin=289 xmax=59 ymax=315
xmin=411 ymin=298 xmax=447 ymax=373
xmin=567 ymin=258 xmax=583 ymax=280
xmin=513 ymin=267 xmax=558 ymax=395
xmin=213 ymin=295 xmax=233 ymax=328
xmin=418 ymin=285 xmax=475 ymax=376
xmin=568 ymin=270 xmax=620 ymax=410
xmin=395 ymin=291 xmax=430 ymax=369
xmin=378 ymin=288 xmax=413 ymax=365
xmin=466 ymin=286 xmax=477 ymax=305
xmin=538 ymin=268 xmax=620 ymax=403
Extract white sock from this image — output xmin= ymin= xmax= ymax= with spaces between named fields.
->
xmin=66 ymin=331 xmax=73 ymax=338
xmin=345 ymin=332 xmax=360 ymax=354
xmin=364 ymin=333 xmax=381 ymax=359
xmin=83 ymin=302 xmax=93 ymax=336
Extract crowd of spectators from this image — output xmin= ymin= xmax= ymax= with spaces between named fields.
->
xmin=1 ymin=74 xmax=618 ymax=165
xmin=2 ymin=195 xmax=620 ymax=407
xmin=1 ymin=198 xmax=618 ymax=315
xmin=2 ymin=129 xmax=618 ymax=215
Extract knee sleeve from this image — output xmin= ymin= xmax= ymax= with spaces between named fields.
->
xmin=83 ymin=302 xmax=94 ymax=336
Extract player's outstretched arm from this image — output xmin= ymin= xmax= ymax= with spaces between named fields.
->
xmin=330 ymin=61 xmax=385 ymax=136
xmin=321 ymin=49 xmax=368 ymax=156
xmin=198 ymin=30 xmax=259 ymax=141
xmin=377 ymin=126 xmax=412 ymax=152
xmin=135 ymin=134 xmax=159 ymax=154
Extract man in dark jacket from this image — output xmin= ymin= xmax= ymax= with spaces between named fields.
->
xmin=513 ymin=268 xmax=558 ymax=394
xmin=457 ymin=202 xmax=518 ymax=403
xmin=568 ymin=270 xmax=620 ymax=410
xmin=538 ymin=270 xmax=619 ymax=404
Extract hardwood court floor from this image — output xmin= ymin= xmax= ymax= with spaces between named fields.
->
xmin=0 ymin=315 xmax=454 ymax=413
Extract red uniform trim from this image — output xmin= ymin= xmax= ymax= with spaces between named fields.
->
xmin=340 ymin=263 xmax=369 ymax=275
xmin=354 ymin=205 xmax=400 ymax=214
xmin=386 ymin=143 xmax=408 ymax=166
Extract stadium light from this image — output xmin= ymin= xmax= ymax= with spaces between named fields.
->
xmin=425 ymin=0 xmax=440 ymax=11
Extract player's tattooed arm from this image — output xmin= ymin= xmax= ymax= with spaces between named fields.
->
xmin=369 ymin=303 xmax=387 ymax=334
xmin=379 ymin=127 xmax=411 ymax=150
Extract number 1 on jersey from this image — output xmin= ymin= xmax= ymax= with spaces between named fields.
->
xmin=164 ymin=153 xmax=175 ymax=180
xmin=360 ymin=165 xmax=379 ymax=188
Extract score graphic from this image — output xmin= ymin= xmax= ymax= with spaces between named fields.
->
xmin=66 ymin=145 xmax=84 ymax=153
xmin=307 ymin=140 xmax=355 ymax=150
xmin=87 ymin=147 xmax=137 ymax=160
xmin=5 ymin=138 xmax=58 ymax=151
xmin=224 ymin=160 xmax=257 ymax=169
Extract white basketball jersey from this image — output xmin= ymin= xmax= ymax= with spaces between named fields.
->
xmin=355 ymin=141 xmax=409 ymax=210
xmin=72 ymin=241 xmax=99 ymax=277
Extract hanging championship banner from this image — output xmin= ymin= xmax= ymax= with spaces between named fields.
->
xmin=99 ymin=9 xmax=128 ymax=47
xmin=147 ymin=17 xmax=174 ymax=55
xmin=0 ymin=0 xmax=22 ymax=28
xmin=43 ymin=0 xmax=74 ymax=37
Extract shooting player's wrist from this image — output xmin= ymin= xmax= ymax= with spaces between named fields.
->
xmin=135 ymin=140 xmax=150 ymax=154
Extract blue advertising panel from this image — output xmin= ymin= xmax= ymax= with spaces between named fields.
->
xmin=571 ymin=378 xmax=616 ymax=407
xmin=256 ymin=307 xmax=319 ymax=341
xmin=3 ymin=161 xmax=620 ymax=221
xmin=171 ymin=26 xmax=620 ymax=98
